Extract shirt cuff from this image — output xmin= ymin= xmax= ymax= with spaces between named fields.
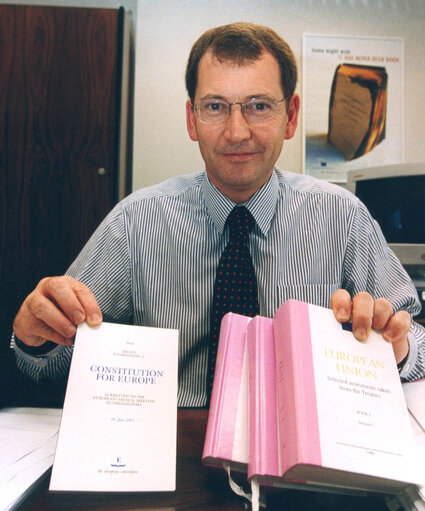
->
xmin=10 ymin=333 xmax=64 ymax=368
xmin=398 ymin=331 xmax=418 ymax=380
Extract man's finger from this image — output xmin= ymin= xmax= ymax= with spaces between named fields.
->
xmin=15 ymin=297 xmax=77 ymax=344
xmin=372 ymin=298 xmax=393 ymax=331
xmin=384 ymin=311 xmax=411 ymax=364
xmin=25 ymin=330 xmax=75 ymax=347
xmin=382 ymin=310 xmax=411 ymax=344
xmin=42 ymin=277 xmax=101 ymax=327
xmin=41 ymin=277 xmax=86 ymax=323
xmin=352 ymin=292 xmax=374 ymax=341
xmin=73 ymin=281 xmax=102 ymax=326
xmin=330 ymin=289 xmax=351 ymax=322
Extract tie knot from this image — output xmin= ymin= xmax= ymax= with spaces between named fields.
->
xmin=226 ymin=206 xmax=255 ymax=238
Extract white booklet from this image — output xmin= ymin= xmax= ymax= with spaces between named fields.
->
xmin=50 ymin=322 xmax=179 ymax=492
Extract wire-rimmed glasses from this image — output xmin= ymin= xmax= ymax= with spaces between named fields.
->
xmin=191 ymin=96 xmax=287 ymax=124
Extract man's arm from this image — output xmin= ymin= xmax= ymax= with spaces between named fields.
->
xmin=13 ymin=276 xmax=102 ymax=347
xmin=12 ymin=199 xmax=133 ymax=382
xmin=331 ymin=195 xmax=424 ymax=380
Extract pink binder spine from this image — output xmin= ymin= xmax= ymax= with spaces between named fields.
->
xmin=274 ymin=300 xmax=322 ymax=474
xmin=202 ymin=313 xmax=251 ymax=461
xmin=247 ymin=316 xmax=279 ymax=480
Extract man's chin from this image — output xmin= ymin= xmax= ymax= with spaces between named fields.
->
xmin=213 ymin=173 xmax=271 ymax=202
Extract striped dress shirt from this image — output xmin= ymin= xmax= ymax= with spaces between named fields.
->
xmin=14 ymin=168 xmax=425 ymax=407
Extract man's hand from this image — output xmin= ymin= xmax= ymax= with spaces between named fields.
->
xmin=13 ymin=276 xmax=102 ymax=347
xmin=330 ymin=290 xmax=411 ymax=364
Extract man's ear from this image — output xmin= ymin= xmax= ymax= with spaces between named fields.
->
xmin=186 ymin=99 xmax=198 ymax=141
xmin=284 ymin=93 xmax=300 ymax=140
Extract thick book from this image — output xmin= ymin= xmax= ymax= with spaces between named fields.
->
xmin=328 ymin=63 xmax=387 ymax=160
xmin=246 ymin=315 xmax=279 ymax=482
xmin=202 ymin=313 xmax=252 ymax=472
xmin=269 ymin=300 xmax=418 ymax=493
xmin=204 ymin=300 xmax=421 ymax=503
xmin=245 ymin=312 xmax=363 ymax=504
xmin=50 ymin=322 xmax=178 ymax=492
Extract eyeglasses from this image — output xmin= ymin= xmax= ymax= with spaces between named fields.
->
xmin=191 ymin=96 xmax=287 ymax=125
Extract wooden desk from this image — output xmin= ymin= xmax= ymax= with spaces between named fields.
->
xmin=15 ymin=409 xmax=391 ymax=511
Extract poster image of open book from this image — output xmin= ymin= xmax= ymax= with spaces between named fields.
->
xmin=328 ymin=63 xmax=387 ymax=161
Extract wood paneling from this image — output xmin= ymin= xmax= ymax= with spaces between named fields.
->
xmin=0 ymin=5 xmax=125 ymax=397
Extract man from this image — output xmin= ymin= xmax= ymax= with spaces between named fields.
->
xmin=12 ymin=23 xmax=424 ymax=407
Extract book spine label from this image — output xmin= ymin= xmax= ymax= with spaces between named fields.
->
xmin=274 ymin=300 xmax=322 ymax=475
xmin=247 ymin=316 xmax=279 ymax=480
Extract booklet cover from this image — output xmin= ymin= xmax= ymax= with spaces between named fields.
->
xmin=50 ymin=322 xmax=178 ymax=492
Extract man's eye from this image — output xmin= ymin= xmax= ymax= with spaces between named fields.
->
xmin=251 ymin=100 xmax=272 ymax=111
xmin=204 ymin=102 xmax=226 ymax=112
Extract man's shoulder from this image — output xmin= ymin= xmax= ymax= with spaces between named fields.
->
xmin=121 ymin=172 xmax=205 ymax=208
xmin=276 ymin=168 xmax=358 ymax=204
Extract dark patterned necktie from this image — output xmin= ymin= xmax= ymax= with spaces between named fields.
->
xmin=207 ymin=206 xmax=259 ymax=400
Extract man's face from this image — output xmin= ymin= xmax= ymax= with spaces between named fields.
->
xmin=186 ymin=50 xmax=300 ymax=203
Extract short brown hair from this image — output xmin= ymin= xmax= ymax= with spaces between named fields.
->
xmin=185 ymin=22 xmax=298 ymax=103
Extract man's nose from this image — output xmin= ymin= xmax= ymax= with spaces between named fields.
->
xmin=223 ymin=104 xmax=251 ymax=143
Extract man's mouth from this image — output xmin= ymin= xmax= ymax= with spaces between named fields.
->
xmin=222 ymin=151 xmax=257 ymax=162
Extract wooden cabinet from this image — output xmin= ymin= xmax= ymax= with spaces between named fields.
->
xmin=0 ymin=5 xmax=130 ymax=404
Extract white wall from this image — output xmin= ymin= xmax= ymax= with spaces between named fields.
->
xmin=133 ymin=0 xmax=425 ymax=190
xmin=3 ymin=0 xmax=425 ymax=191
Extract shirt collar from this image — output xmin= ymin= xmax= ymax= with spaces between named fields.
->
xmin=202 ymin=170 xmax=279 ymax=237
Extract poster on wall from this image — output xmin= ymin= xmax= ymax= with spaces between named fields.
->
xmin=303 ymin=34 xmax=404 ymax=182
